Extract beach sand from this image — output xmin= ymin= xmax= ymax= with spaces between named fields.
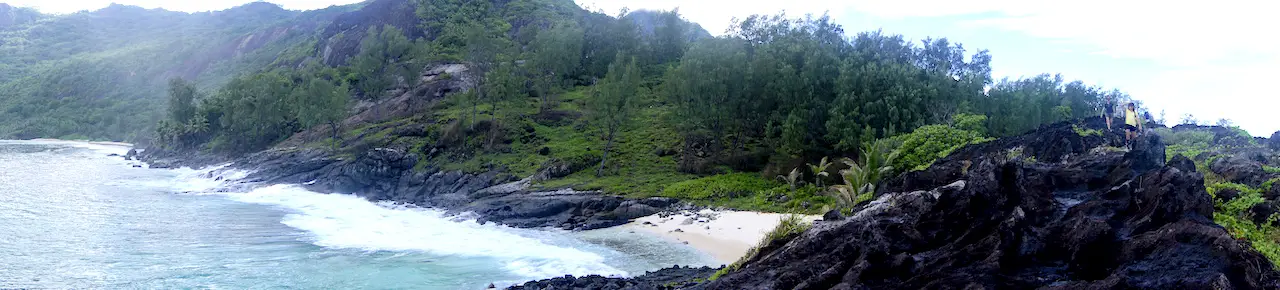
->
xmin=624 ymin=210 xmax=819 ymax=265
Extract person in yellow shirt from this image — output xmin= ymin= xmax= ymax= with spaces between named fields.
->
xmin=1124 ymin=103 xmax=1142 ymax=143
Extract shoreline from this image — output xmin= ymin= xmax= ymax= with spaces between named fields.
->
xmin=623 ymin=209 xmax=820 ymax=265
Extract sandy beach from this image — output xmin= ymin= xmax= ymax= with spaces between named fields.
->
xmin=624 ymin=210 xmax=819 ymax=265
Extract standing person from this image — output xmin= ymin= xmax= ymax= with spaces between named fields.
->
xmin=1124 ymin=103 xmax=1142 ymax=144
xmin=1102 ymin=95 xmax=1115 ymax=130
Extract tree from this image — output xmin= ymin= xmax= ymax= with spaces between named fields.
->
xmin=1181 ymin=114 xmax=1200 ymax=125
xmin=167 ymin=78 xmax=198 ymax=124
xmin=296 ymin=78 xmax=350 ymax=149
xmin=589 ymin=53 xmax=642 ymax=176
xmin=1216 ymin=118 xmax=1235 ymax=128
xmin=484 ymin=60 xmax=522 ymax=122
xmin=350 ymin=25 xmax=418 ymax=119
xmin=530 ymin=23 xmax=584 ymax=112
xmin=462 ymin=22 xmax=509 ymax=128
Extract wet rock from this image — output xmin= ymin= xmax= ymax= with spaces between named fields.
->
xmin=507 ymin=266 xmax=717 ymax=290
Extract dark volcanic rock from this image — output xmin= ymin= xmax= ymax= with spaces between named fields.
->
xmin=1211 ymin=155 xmax=1271 ymax=187
xmin=1270 ymin=131 xmax=1280 ymax=151
xmin=508 ymin=266 xmax=717 ymax=290
xmin=708 ymin=120 xmax=1280 ymax=289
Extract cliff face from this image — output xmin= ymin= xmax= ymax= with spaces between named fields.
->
xmin=318 ymin=0 xmax=423 ymax=66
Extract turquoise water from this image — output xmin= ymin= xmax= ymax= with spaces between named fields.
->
xmin=0 ymin=141 xmax=714 ymax=289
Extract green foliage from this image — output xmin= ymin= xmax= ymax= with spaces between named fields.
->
xmin=980 ymin=76 xmax=1116 ymax=137
xmin=167 ymin=78 xmax=199 ymax=124
xmin=892 ymin=125 xmax=989 ymax=172
xmin=1265 ymin=166 xmax=1280 ymax=174
xmin=1210 ymin=183 xmax=1280 ymax=267
xmin=661 ymin=173 xmax=780 ymax=200
xmin=350 ymin=25 xmax=420 ymax=105
xmin=830 ymin=140 xmax=898 ymax=208
xmin=776 ymin=168 xmax=805 ymax=191
xmin=295 ymin=76 xmax=351 ymax=148
xmin=588 ymin=53 xmax=642 ymax=176
xmin=1073 ymin=124 xmax=1102 ymax=137
xmin=952 ymin=113 xmax=988 ymax=136
xmin=530 ymin=22 xmax=585 ymax=111
xmin=711 ymin=215 xmax=812 ymax=280
xmin=807 ymin=157 xmax=834 ymax=187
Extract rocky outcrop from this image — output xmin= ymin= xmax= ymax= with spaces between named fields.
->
xmin=228 ymin=146 xmax=666 ymax=230
xmin=1269 ymin=131 xmax=1280 ymax=151
xmin=508 ymin=266 xmax=718 ymax=290
xmin=317 ymin=0 xmax=422 ymax=66
xmin=706 ymin=120 xmax=1280 ymax=289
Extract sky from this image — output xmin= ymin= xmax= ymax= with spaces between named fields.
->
xmin=8 ymin=0 xmax=1277 ymax=136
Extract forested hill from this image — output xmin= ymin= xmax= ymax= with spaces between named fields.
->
xmin=0 ymin=1 xmax=356 ymax=140
xmin=0 ymin=0 xmax=710 ymax=142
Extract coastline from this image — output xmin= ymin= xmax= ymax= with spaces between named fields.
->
xmin=623 ymin=209 xmax=820 ymax=265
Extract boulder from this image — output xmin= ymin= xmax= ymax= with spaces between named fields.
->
xmin=1271 ymin=131 xmax=1280 ymax=151
xmin=1211 ymin=155 xmax=1270 ymax=187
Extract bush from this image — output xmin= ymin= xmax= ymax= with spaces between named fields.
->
xmin=1209 ymin=183 xmax=1280 ymax=267
xmin=661 ymin=173 xmax=779 ymax=200
xmin=710 ymin=215 xmax=812 ymax=280
xmin=1072 ymin=124 xmax=1102 ymax=137
xmin=891 ymin=125 xmax=990 ymax=172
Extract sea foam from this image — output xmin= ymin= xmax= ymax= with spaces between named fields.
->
xmin=179 ymin=167 xmax=626 ymax=280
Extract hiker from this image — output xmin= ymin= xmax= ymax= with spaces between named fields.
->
xmin=1124 ymin=103 xmax=1142 ymax=143
xmin=1102 ymin=95 xmax=1115 ymax=130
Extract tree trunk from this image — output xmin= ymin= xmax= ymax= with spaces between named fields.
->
xmin=596 ymin=126 xmax=617 ymax=177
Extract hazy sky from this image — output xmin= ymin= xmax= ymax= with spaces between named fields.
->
xmin=9 ymin=0 xmax=1278 ymax=136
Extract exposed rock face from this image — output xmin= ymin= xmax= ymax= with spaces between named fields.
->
xmin=318 ymin=0 xmax=422 ymax=66
xmin=508 ymin=266 xmax=718 ymax=290
xmin=707 ymin=120 xmax=1280 ymax=289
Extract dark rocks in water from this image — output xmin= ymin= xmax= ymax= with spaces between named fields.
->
xmin=708 ymin=120 xmax=1280 ymax=289
xmin=228 ymin=146 xmax=671 ymax=230
xmin=508 ymin=266 xmax=717 ymax=290
xmin=135 ymin=146 xmax=227 ymax=169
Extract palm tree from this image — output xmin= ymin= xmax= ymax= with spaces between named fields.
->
xmin=777 ymin=167 xmax=804 ymax=191
xmin=807 ymin=157 xmax=833 ymax=187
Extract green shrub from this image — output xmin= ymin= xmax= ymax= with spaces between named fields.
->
xmin=1072 ymin=124 xmax=1102 ymax=137
xmin=952 ymin=113 xmax=988 ymax=136
xmin=711 ymin=215 xmax=812 ymax=280
xmin=1209 ymin=183 xmax=1280 ymax=268
xmin=891 ymin=125 xmax=990 ymax=172
xmin=661 ymin=173 xmax=779 ymax=200
xmin=1264 ymin=166 xmax=1280 ymax=174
